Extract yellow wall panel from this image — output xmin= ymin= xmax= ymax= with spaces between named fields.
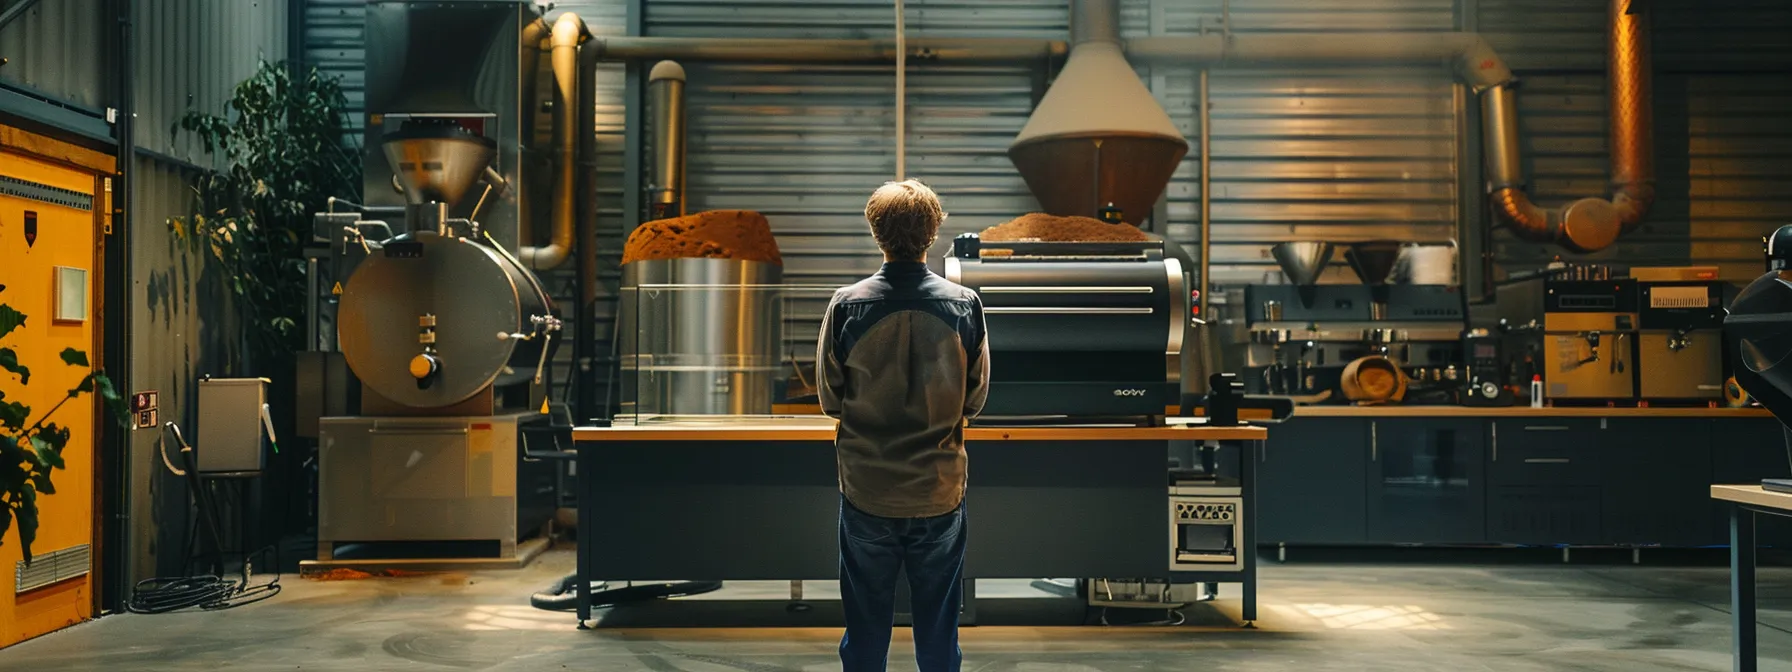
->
xmin=0 ymin=148 xmax=101 ymax=647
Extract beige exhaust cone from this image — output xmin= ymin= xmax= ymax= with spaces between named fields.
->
xmin=1008 ymin=41 xmax=1189 ymax=224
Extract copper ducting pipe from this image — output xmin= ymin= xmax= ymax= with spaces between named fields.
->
xmin=1608 ymin=0 xmax=1655 ymax=234
xmin=1482 ymin=0 xmax=1654 ymax=253
xmin=522 ymin=11 xmax=588 ymax=270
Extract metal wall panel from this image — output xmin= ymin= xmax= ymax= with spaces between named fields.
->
xmin=132 ymin=0 xmax=290 ymax=161
xmin=301 ymin=0 xmax=367 ymax=144
xmin=127 ymin=155 xmax=244 ymax=579
xmin=0 ymin=0 xmax=107 ymax=111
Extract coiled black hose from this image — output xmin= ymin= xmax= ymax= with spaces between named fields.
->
xmin=127 ymin=423 xmax=283 ymax=614
xmin=530 ymin=573 xmax=720 ymax=611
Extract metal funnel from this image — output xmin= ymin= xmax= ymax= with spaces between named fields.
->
xmin=1271 ymin=242 xmax=1334 ymax=286
xmin=1345 ymin=241 xmax=1403 ymax=286
xmin=382 ymin=122 xmax=497 ymax=206
xmin=1008 ymin=39 xmax=1188 ymax=224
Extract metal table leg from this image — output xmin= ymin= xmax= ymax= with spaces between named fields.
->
xmin=577 ymin=448 xmax=593 ymax=627
xmin=1242 ymin=439 xmax=1258 ymax=626
xmin=1734 ymin=504 xmax=1756 ymax=672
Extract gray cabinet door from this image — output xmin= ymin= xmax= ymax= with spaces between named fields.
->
xmin=1258 ymin=418 xmax=1368 ymax=544
xmin=1602 ymin=419 xmax=1711 ymax=546
xmin=1366 ymin=419 xmax=1487 ymax=543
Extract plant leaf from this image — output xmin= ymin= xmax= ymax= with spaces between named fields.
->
xmin=0 ymin=398 xmax=27 ymax=430
xmin=30 ymin=472 xmax=56 ymax=496
xmin=0 ymin=348 xmax=28 ymax=384
xmin=30 ymin=436 xmax=64 ymax=470
xmin=15 ymin=482 xmax=37 ymax=563
xmin=59 ymin=348 xmax=89 ymax=368
xmin=93 ymin=374 xmax=127 ymax=423
xmin=0 ymin=303 xmax=24 ymax=340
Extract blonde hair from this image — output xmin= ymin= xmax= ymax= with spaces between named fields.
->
xmin=864 ymin=179 xmax=946 ymax=261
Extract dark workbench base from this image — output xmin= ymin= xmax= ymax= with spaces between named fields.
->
xmin=580 ymin=440 xmax=1172 ymax=580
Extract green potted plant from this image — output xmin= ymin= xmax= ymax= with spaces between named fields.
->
xmin=0 ymin=285 xmax=122 ymax=563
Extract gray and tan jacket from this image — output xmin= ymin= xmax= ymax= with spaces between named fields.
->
xmin=818 ymin=261 xmax=990 ymax=519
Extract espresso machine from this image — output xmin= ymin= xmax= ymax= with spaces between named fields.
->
xmin=1634 ymin=266 xmax=1726 ymax=403
xmin=1237 ymin=241 xmax=1467 ymax=402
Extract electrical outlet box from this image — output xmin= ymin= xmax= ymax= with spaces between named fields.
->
xmin=198 ymin=377 xmax=270 ymax=474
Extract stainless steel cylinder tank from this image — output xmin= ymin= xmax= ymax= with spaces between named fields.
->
xmin=619 ymin=258 xmax=783 ymax=417
xmin=338 ymin=230 xmax=555 ymax=409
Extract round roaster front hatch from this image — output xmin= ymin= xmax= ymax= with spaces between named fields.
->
xmin=338 ymin=232 xmax=525 ymax=408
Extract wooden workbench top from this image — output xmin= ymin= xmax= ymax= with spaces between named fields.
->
xmin=572 ymin=418 xmax=1266 ymax=443
xmin=1712 ymin=485 xmax=1792 ymax=512
xmin=1289 ymin=406 xmax=1771 ymax=419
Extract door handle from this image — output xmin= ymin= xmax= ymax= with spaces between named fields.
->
xmin=1523 ymin=425 xmax=1571 ymax=431
xmin=1524 ymin=458 xmax=1571 ymax=464
xmin=1491 ymin=423 xmax=1498 ymax=462
xmin=1370 ymin=421 xmax=1378 ymax=462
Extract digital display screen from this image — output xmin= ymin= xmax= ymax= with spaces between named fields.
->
xmin=1474 ymin=343 xmax=1496 ymax=358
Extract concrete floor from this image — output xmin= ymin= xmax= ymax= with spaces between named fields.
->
xmin=5 ymin=550 xmax=1792 ymax=671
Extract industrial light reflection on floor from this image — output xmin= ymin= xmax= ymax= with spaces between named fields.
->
xmin=1268 ymin=603 xmax=1451 ymax=630
xmin=461 ymin=604 xmax=577 ymax=631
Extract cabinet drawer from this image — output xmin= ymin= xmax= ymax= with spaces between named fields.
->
xmin=1490 ymin=420 xmax=1602 ymax=485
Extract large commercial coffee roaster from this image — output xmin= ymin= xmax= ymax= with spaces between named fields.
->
xmin=299 ymin=1 xmax=601 ymax=565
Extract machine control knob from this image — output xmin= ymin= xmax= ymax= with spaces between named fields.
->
xmin=1480 ymin=381 xmax=1500 ymax=398
xmin=409 ymin=353 xmax=441 ymax=390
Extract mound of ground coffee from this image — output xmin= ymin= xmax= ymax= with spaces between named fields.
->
xmin=979 ymin=212 xmax=1150 ymax=243
xmin=622 ymin=210 xmax=783 ymax=266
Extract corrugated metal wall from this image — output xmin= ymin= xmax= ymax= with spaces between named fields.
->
xmin=128 ymin=156 xmax=246 ymax=578
xmin=1481 ymin=0 xmax=1792 ymax=279
xmin=133 ymin=0 xmax=291 ymax=161
xmin=126 ymin=0 xmax=290 ymax=580
xmin=0 ymin=0 xmax=108 ymax=111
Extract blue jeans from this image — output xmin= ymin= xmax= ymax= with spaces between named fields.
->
xmin=839 ymin=496 xmax=966 ymax=672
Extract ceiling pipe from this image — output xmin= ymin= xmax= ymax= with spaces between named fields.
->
xmin=522 ymin=11 xmax=589 ymax=270
xmin=1125 ymin=32 xmax=1513 ymax=90
xmin=582 ymin=36 xmax=1068 ymax=63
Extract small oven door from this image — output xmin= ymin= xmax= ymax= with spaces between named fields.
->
xmin=1169 ymin=495 xmax=1243 ymax=572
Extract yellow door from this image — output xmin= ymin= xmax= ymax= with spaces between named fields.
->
xmin=0 ymin=148 xmax=102 ymax=646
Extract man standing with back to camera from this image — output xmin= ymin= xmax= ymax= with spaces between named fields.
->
xmin=818 ymin=179 xmax=990 ymax=672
